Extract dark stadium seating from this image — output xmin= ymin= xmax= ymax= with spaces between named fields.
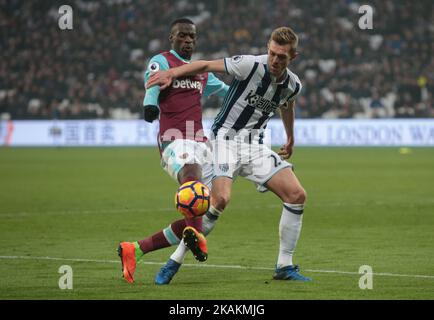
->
xmin=1 ymin=0 xmax=433 ymax=120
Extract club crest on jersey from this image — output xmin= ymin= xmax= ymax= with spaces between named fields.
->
xmin=231 ymin=55 xmax=243 ymax=63
xmin=244 ymin=90 xmax=278 ymax=113
xmin=148 ymin=62 xmax=160 ymax=73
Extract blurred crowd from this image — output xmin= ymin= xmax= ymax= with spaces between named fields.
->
xmin=1 ymin=0 xmax=433 ymax=120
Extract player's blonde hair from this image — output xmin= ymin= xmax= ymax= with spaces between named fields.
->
xmin=270 ymin=27 xmax=298 ymax=56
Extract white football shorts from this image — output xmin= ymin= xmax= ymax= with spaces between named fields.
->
xmin=211 ymin=138 xmax=292 ymax=192
xmin=161 ymin=139 xmax=214 ymax=188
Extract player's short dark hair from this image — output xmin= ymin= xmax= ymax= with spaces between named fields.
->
xmin=170 ymin=18 xmax=195 ymax=29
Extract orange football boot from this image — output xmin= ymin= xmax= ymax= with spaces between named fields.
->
xmin=182 ymin=226 xmax=208 ymax=262
xmin=117 ymin=242 xmax=137 ymax=284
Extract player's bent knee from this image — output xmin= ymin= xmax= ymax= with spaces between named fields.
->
xmin=211 ymin=192 xmax=231 ymax=211
xmin=285 ymin=188 xmax=307 ymax=204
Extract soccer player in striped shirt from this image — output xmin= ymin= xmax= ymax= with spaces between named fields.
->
xmin=148 ymin=26 xmax=311 ymax=281
xmin=118 ymin=18 xmax=229 ymax=285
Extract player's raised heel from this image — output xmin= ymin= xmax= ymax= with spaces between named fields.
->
xmin=117 ymin=242 xmax=137 ymax=284
xmin=183 ymin=226 xmax=208 ymax=262
xmin=273 ymin=265 xmax=312 ymax=282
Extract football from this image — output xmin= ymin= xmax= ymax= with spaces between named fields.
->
xmin=175 ymin=181 xmax=210 ymax=218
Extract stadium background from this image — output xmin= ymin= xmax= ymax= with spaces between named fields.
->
xmin=1 ymin=0 xmax=433 ymax=121
xmin=0 ymin=0 xmax=433 ymax=300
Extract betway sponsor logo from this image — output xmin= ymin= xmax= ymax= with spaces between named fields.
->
xmin=244 ymin=90 xmax=277 ymax=113
xmin=172 ymin=79 xmax=203 ymax=93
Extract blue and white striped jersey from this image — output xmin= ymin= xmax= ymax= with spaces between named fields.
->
xmin=212 ymin=54 xmax=302 ymax=140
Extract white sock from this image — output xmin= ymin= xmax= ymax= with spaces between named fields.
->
xmin=170 ymin=206 xmax=222 ymax=264
xmin=170 ymin=239 xmax=188 ymax=264
xmin=202 ymin=206 xmax=222 ymax=236
xmin=277 ymin=203 xmax=304 ymax=269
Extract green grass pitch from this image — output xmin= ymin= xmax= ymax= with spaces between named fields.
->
xmin=0 ymin=147 xmax=433 ymax=299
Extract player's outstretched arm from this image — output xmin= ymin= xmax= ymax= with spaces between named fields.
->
xmin=146 ymin=60 xmax=225 ymax=90
xmin=278 ymin=100 xmax=296 ymax=160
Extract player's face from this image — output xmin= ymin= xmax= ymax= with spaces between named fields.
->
xmin=267 ymin=40 xmax=294 ymax=79
xmin=170 ymin=23 xmax=197 ymax=60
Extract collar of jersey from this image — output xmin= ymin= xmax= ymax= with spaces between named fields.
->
xmin=170 ymin=49 xmax=190 ymax=63
xmin=265 ymin=64 xmax=289 ymax=84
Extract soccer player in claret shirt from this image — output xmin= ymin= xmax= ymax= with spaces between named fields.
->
xmin=148 ymin=26 xmax=312 ymax=281
xmin=117 ymin=18 xmax=229 ymax=284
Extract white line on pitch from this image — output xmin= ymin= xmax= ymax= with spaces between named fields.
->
xmin=9 ymin=199 xmax=432 ymax=217
xmin=1 ymin=255 xmax=433 ymax=280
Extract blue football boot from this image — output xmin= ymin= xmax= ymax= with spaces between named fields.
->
xmin=273 ymin=265 xmax=312 ymax=282
xmin=154 ymin=259 xmax=181 ymax=285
